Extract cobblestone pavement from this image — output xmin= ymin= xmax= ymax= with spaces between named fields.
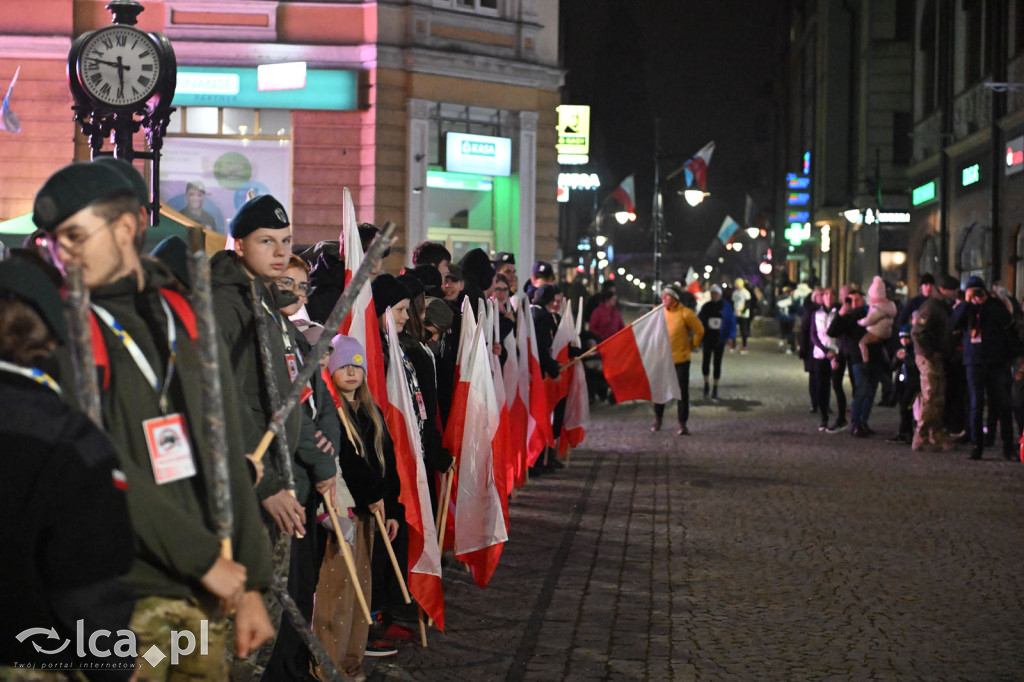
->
xmin=367 ymin=338 xmax=1024 ymax=681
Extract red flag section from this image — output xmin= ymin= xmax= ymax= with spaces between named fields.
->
xmin=384 ymin=309 xmax=444 ymax=629
xmin=519 ymin=294 xmax=553 ymax=467
xmin=598 ymin=306 xmax=680 ymax=405
xmin=557 ymin=303 xmax=588 ymax=455
xmin=610 ymin=174 xmax=636 ymax=214
xmin=684 ymin=140 xmax=715 ymax=191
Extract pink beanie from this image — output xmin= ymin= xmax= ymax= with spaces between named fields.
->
xmin=867 ymin=276 xmax=887 ymax=303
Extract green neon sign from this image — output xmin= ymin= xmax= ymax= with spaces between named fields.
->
xmin=961 ymin=163 xmax=981 ymax=187
xmin=172 ymin=66 xmax=359 ymax=110
xmin=912 ymin=180 xmax=936 ymax=206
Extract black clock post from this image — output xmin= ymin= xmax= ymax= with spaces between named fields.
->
xmin=68 ymin=0 xmax=177 ymax=226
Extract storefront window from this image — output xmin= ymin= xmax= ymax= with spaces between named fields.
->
xmin=918 ymin=235 xmax=940 ymax=280
xmin=161 ymin=106 xmax=292 ymax=235
xmin=957 ymin=222 xmax=989 ymax=281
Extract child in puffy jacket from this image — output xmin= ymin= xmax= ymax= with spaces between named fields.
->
xmin=858 ymin=275 xmax=897 ymax=363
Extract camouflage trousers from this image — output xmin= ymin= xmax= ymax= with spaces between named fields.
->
xmin=129 ymin=596 xmax=228 ymax=682
xmin=913 ymin=354 xmax=949 ymax=451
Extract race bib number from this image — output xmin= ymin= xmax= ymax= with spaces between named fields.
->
xmin=143 ymin=413 xmax=197 ymax=485
xmin=708 ymin=317 xmax=722 ymax=330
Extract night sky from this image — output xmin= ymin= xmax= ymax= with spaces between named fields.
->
xmin=560 ymin=0 xmax=787 ymax=280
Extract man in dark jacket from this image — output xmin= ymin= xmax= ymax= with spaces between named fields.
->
xmin=910 ymin=285 xmax=951 ymax=451
xmin=828 ymin=289 xmax=884 ymax=437
xmin=950 ymin=276 xmax=1016 ymax=460
xmin=34 ymin=160 xmax=274 ymax=678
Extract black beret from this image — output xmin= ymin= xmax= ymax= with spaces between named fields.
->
xmin=458 ymin=248 xmax=495 ymax=291
xmin=229 ymin=194 xmax=290 ymax=239
xmin=33 ymin=161 xmax=139 ymax=232
xmin=93 ymin=157 xmax=149 ymax=205
xmin=533 ymin=283 xmax=560 ymax=307
xmin=396 ymin=273 xmax=425 ymax=299
xmin=493 ymin=252 xmax=515 ymax=266
xmin=149 ymin=236 xmax=191 ymax=289
xmin=424 ymin=296 xmax=454 ymax=330
xmin=0 ymin=256 xmax=68 ymax=343
xmin=371 ymin=273 xmax=411 ymax=317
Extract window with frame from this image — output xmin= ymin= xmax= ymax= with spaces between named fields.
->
xmin=434 ymin=0 xmax=499 ymax=15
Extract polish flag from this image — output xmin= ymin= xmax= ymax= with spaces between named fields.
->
xmin=684 ymin=141 xmax=715 ymax=191
xmin=519 ymin=294 xmax=553 ymax=467
xmin=598 ymin=306 xmax=680 ymax=404
xmin=610 ymin=174 xmax=636 ymax=215
xmin=487 ymin=300 xmax=515 ymax=504
xmin=439 ymin=298 xmax=476 ymax=551
xmin=338 ymin=188 xmax=387 ymax=411
xmin=507 ymin=297 xmax=528 ymax=488
xmin=453 ymin=303 xmax=509 ymax=588
xmin=558 ymin=301 xmax=589 ymax=454
xmin=384 ymin=309 xmax=444 ymax=629
xmin=545 ymin=297 xmax=577 ymax=410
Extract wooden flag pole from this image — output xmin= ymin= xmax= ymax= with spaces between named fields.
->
xmin=417 ymin=606 xmax=428 ymax=647
xmin=436 ymin=463 xmax=456 ymax=553
xmin=373 ymin=509 xmax=411 ymax=604
xmin=323 ymin=497 xmax=372 ymax=625
xmin=433 ymin=472 xmax=446 ymax=533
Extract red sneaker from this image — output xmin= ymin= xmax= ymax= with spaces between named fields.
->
xmin=383 ymin=622 xmax=415 ymax=641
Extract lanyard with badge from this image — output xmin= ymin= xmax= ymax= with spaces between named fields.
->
xmin=92 ymin=298 xmax=197 ymax=485
xmin=0 ymin=359 xmax=62 ymax=396
xmin=261 ymin=297 xmax=314 ymax=405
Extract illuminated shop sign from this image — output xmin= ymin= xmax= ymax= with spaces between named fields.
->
xmin=426 ymin=170 xmax=493 ymax=191
xmin=863 ymin=209 xmax=910 ymax=224
xmin=1007 ymin=136 xmax=1024 ymax=176
xmin=444 ymin=132 xmax=512 ymax=177
xmin=787 ymin=192 xmax=810 ymax=206
xmin=961 ymin=163 xmax=981 ymax=187
xmin=557 ymin=172 xmax=601 ymax=190
xmin=173 ymin=66 xmax=358 ymax=110
xmin=802 ymin=151 xmax=811 ymax=175
xmin=911 ymin=180 xmax=937 ymax=206
xmin=556 ymin=105 xmax=591 ymax=165
xmin=785 ymin=221 xmax=811 ymax=245
xmin=786 ymin=173 xmax=810 ymax=190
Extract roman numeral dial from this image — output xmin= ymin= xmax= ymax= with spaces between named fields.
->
xmin=77 ymin=26 xmax=162 ymax=108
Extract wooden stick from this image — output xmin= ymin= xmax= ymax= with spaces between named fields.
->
xmin=373 ymin=509 xmax=411 ymax=604
xmin=323 ymin=497 xmax=372 ymax=625
xmin=417 ymin=606 xmax=428 ymax=648
xmin=433 ymin=472 xmax=446 ymax=533
xmin=561 ymin=304 xmax=666 ymax=372
xmin=436 ymin=464 xmax=456 ymax=553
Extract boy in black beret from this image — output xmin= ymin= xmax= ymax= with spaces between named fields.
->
xmin=33 ymin=160 xmax=275 ymax=677
xmin=493 ymin=251 xmax=517 ymax=294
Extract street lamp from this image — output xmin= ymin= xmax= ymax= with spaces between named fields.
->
xmin=683 ymin=189 xmax=708 ymax=207
xmin=614 ymin=211 xmax=636 ymax=225
xmin=745 ymin=226 xmax=760 ymax=239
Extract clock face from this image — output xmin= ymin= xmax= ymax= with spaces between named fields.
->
xmin=78 ymin=26 xmax=161 ymax=108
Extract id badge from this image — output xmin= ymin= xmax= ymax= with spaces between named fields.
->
xmin=285 ymin=353 xmax=300 ymax=381
xmin=415 ymin=391 xmax=427 ymax=420
xmin=143 ymin=413 xmax=197 ymax=485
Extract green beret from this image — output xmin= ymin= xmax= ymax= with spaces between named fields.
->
xmin=33 ymin=161 xmax=139 ymax=232
xmin=149 ymin=235 xmax=191 ymax=289
xmin=0 ymin=256 xmax=67 ymax=343
xmin=93 ymin=157 xmax=150 ymax=205
xmin=229 ymin=194 xmax=290 ymax=239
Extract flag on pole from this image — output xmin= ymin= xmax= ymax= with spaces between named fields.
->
xmin=508 ymin=296 xmax=529 ymax=488
xmin=384 ymin=309 xmax=444 ymax=629
xmin=453 ymin=304 xmax=509 ymax=588
xmin=683 ymin=141 xmax=715 ymax=190
xmin=684 ymin=267 xmax=702 ymax=295
xmin=717 ymin=215 xmax=740 ymax=245
xmin=1 ymin=67 xmax=22 ymax=134
xmin=338 ymin=188 xmax=387 ymax=410
xmin=521 ymin=294 xmax=554 ymax=466
xmin=599 ymin=306 xmax=680 ymax=404
xmin=488 ymin=300 xmax=515 ymax=504
xmin=557 ymin=301 xmax=588 ymax=454
xmin=610 ymin=174 xmax=636 ymax=215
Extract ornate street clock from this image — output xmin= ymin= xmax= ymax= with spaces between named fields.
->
xmin=67 ymin=0 xmax=177 ymax=225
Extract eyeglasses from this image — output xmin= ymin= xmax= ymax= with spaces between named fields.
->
xmin=50 ymin=219 xmax=112 ymax=254
xmin=277 ymin=276 xmax=309 ymax=293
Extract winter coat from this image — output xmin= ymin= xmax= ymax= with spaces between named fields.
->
xmin=812 ymin=307 xmax=839 ymax=360
xmin=950 ymin=295 xmax=1014 ymax=366
xmin=698 ymin=299 xmax=736 ymax=348
xmin=665 ymin=303 xmax=704 ymax=364
xmin=336 ymin=403 xmax=403 ymax=521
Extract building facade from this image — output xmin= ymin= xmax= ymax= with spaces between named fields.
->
xmin=0 ymin=0 xmax=564 ymax=271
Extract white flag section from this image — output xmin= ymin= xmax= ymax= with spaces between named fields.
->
xmin=635 ymin=308 xmax=681 ymax=404
xmin=559 ymin=303 xmax=589 ymax=453
xmin=454 ymin=316 xmax=508 ymax=555
xmin=384 ymin=309 xmax=444 ymax=627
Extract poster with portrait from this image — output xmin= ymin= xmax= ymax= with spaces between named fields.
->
xmin=160 ymin=138 xmax=292 ymax=235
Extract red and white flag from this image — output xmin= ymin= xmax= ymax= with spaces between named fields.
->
xmin=610 ymin=174 xmax=636 ymax=215
xmin=453 ymin=303 xmax=509 ymax=588
xmin=519 ymin=294 xmax=553 ymax=467
xmin=599 ymin=306 xmax=680 ymax=404
xmin=338 ymin=188 xmax=387 ymax=410
xmin=684 ymin=141 xmax=715 ymax=191
xmin=507 ymin=296 xmax=528 ymax=488
xmin=487 ymin=300 xmax=515 ymax=503
xmin=558 ymin=300 xmax=589 ymax=454
xmin=384 ymin=310 xmax=444 ymax=629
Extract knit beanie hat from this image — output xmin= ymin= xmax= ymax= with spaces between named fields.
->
xmin=327 ymin=334 xmax=367 ymax=377
xmin=371 ymin=273 xmax=411 ymax=317
xmin=867 ymin=276 xmax=887 ymax=304
xmin=458 ymin=247 xmax=496 ymax=291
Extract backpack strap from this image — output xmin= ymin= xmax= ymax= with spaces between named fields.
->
xmin=88 ymin=311 xmax=111 ymax=390
xmin=159 ymin=288 xmax=198 ymax=341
